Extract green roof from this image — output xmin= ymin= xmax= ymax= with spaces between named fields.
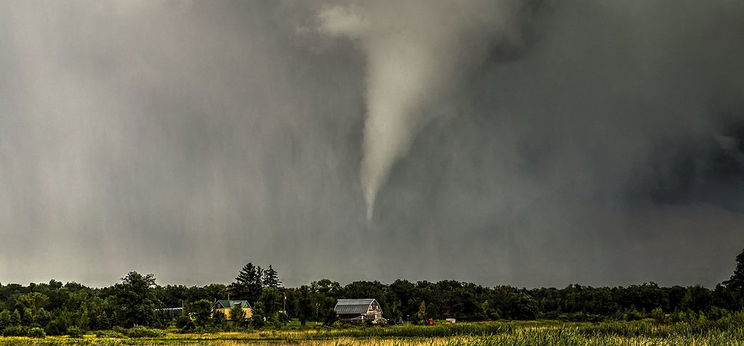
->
xmin=215 ymin=300 xmax=251 ymax=309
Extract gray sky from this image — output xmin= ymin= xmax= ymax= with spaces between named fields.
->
xmin=0 ymin=0 xmax=743 ymax=288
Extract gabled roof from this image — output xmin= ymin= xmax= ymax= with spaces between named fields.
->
xmin=216 ymin=300 xmax=251 ymax=309
xmin=334 ymin=298 xmax=377 ymax=315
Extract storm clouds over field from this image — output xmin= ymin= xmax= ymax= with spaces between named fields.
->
xmin=0 ymin=0 xmax=743 ymax=287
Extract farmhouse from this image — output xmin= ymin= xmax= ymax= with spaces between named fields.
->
xmin=214 ymin=299 xmax=253 ymax=320
xmin=334 ymin=298 xmax=384 ymax=323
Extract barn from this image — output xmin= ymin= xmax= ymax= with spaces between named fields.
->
xmin=334 ymin=298 xmax=384 ymax=323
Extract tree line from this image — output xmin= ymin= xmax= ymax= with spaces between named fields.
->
xmin=0 ymin=249 xmax=742 ymax=335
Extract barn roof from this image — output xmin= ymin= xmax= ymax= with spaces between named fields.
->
xmin=334 ymin=299 xmax=377 ymax=315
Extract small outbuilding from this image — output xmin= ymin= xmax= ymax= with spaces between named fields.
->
xmin=154 ymin=307 xmax=184 ymax=321
xmin=334 ymin=298 xmax=384 ymax=323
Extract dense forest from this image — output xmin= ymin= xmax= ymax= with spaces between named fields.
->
xmin=0 ymin=249 xmax=742 ymax=336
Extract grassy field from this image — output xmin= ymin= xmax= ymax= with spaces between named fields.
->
xmin=0 ymin=320 xmax=742 ymax=345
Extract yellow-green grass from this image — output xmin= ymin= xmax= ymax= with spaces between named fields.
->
xmin=0 ymin=320 xmax=742 ymax=345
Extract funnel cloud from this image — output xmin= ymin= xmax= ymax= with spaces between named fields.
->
xmin=318 ymin=1 xmax=532 ymax=219
xmin=0 ymin=0 xmax=743 ymax=288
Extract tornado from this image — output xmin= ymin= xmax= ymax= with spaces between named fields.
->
xmin=319 ymin=1 xmax=528 ymax=220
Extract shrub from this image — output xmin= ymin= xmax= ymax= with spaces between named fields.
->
xmin=230 ymin=304 xmax=246 ymax=323
xmin=624 ymin=309 xmax=644 ymax=321
xmin=28 ymin=327 xmax=46 ymax=338
xmin=67 ymin=326 xmax=84 ymax=338
xmin=176 ymin=314 xmax=196 ymax=332
xmin=152 ymin=309 xmax=173 ymax=329
xmin=211 ymin=310 xmax=226 ymax=329
xmin=124 ymin=326 xmax=165 ymax=338
xmin=651 ymin=307 xmax=668 ymax=324
xmin=2 ymin=325 xmax=28 ymax=336
xmin=331 ymin=320 xmax=345 ymax=328
xmin=95 ymin=330 xmax=126 ymax=338
xmin=671 ymin=311 xmax=688 ymax=323
xmin=45 ymin=317 xmax=69 ymax=335
xmin=708 ymin=307 xmax=730 ymax=321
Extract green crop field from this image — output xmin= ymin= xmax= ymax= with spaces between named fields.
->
xmin=0 ymin=320 xmax=742 ymax=345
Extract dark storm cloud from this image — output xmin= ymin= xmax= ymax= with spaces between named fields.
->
xmin=0 ymin=0 xmax=742 ymax=288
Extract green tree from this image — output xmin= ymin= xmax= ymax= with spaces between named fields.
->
xmin=46 ymin=310 xmax=76 ymax=335
xmin=725 ymin=248 xmax=744 ymax=291
xmin=312 ymin=279 xmax=342 ymax=298
xmin=505 ymin=292 xmax=538 ymax=320
xmin=388 ymin=279 xmax=417 ymax=321
xmin=260 ymin=287 xmax=281 ymax=316
xmin=262 ymin=265 xmax=281 ymax=288
xmin=175 ymin=310 xmax=195 ymax=332
xmin=10 ymin=310 xmax=21 ymax=326
xmin=21 ymin=308 xmax=34 ymax=326
xmin=16 ymin=293 xmax=50 ymax=311
xmin=48 ymin=280 xmax=63 ymax=289
xmin=310 ymin=279 xmax=341 ymax=323
xmin=202 ymin=284 xmax=228 ymax=302
xmin=82 ymin=296 xmax=111 ymax=330
xmin=682 ymin=286 xmax=713 ymax=313
xmin=113 ymin=272 xmax=160 ymax=327
xmin=189 ymin=299 xmax=213 ymax=327
xmin=211 ymin=309 xmax=226 ymax=329
xmin=230 ymin=263 xmax=263 ymax=303
xmin=0 ymin=310 xmax=10 ymax=329
xmin=35 ymin=308 xmax=51 ymax=328
xmin=298 ymin=286 xmax=313 ymax=326
xmin=480 ymin=300 xmax=500 ymax=320
xmin=229 ymin=303 xmax=246 ymax=324
xmin=251 ymin=301 xmax=266 ymax=328
xmin=417 ymin=301 xmax=427 ymax=321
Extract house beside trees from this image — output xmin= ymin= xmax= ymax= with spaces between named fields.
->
xmin=213 ymin=300 xmax=252 ymax=320
xmin=1 ymin=252 xmax=743 ymax=336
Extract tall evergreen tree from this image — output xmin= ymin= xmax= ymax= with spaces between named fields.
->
xmin=230 ymin=263 xmax=263 ymax=303
xmin=263 ymin=265 xmax=281 ymax=288
xmin=234 ymin=263 xmax=256 ymax=287
xmin=256 ymin=266 xmax=264 ymax=288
